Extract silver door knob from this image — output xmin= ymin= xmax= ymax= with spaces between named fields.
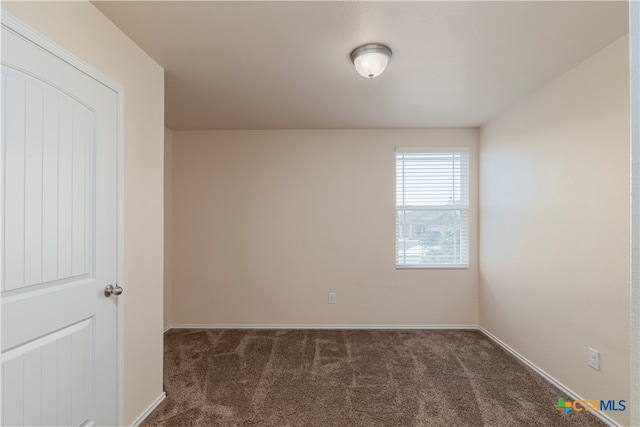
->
xmin=104 ymin=284 xmax=124 ymax=297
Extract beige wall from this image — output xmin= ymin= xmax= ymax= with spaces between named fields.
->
xmin=172 ymin=129 xmax=479 ymax=326
xmin=164 ymin=128 xmax=173 ymax=328
xmin=479 ymin=36 xmax=630 ymax=425
xmin=631 ymin=2 xmax=640 ymax=424
xmin=2 ymin=2 xmax=166 ymax=425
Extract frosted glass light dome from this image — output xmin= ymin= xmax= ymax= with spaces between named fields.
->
xmin=350 ymin=44 xmax=392 ymax=79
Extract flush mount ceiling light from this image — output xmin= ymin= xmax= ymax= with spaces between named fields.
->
xmin=350 ymin=43 xmax=392 ymax=79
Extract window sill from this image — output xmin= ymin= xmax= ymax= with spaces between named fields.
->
xmin=395 ymin=265 xmax=469 ymax=270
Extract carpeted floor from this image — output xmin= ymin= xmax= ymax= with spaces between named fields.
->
xmin=142 ymin=329 xmax=605 ymax=426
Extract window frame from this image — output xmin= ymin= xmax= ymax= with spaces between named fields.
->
xmin=395 ymin=146 xmax=470 ymax=270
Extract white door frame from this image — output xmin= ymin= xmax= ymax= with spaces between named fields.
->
xmin=1 ymin=11 xmax=126 ymax=426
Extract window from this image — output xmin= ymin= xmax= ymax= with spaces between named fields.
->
xmin=396 ymin=147 xmax=469 ymax=268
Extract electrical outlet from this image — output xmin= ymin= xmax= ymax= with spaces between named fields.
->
xmin=328 ymin=292 xmax=336 ymax=304
xmin=588 ymin=347 xmax=600 ymax=371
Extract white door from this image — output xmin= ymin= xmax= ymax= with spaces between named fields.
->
xmin=1 ymin=20 xmax=120 ymax=426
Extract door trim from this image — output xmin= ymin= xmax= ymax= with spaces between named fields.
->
xmin=1 ymin=11 xmax=126 ymax=426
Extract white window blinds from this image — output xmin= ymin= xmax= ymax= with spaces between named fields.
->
xmin=396 ymin=147 xmax=469 ymax=268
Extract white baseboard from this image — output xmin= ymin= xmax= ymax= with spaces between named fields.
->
xmin=130 ymin=392 xmax=166 ymax=427
xmin=165 ymin=323 xmax=478 ymax=331
xmin=478 ymin=327 xmax=620 ymax=427
xmin=163 ymin=324 xmax=172 ymax=333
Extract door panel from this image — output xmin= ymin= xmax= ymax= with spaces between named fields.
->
xmin=24 ymin=78 xmax=44 ymax=287
xmin=2 ymin=23 xmax=119 ymax=426
xmin=3 ymin=71 xmax=26 ymax=291
xmin=2 ymin=319 xmax=93 ymax=426
xmin=2 ymin=67 xmax=94 ymax=292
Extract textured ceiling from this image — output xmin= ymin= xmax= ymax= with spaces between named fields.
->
xmin=92 ymin=1 xmax=628 ymax=130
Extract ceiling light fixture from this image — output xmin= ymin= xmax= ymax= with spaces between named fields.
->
xmin=350 ymin=43 xmax=392 ymax=79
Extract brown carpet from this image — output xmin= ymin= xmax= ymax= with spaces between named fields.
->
xmin=142 ymin=329 xmax=605 ymax=427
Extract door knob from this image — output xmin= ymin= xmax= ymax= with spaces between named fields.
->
xmin=104 ymin=284 xmax=124 ymax=297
